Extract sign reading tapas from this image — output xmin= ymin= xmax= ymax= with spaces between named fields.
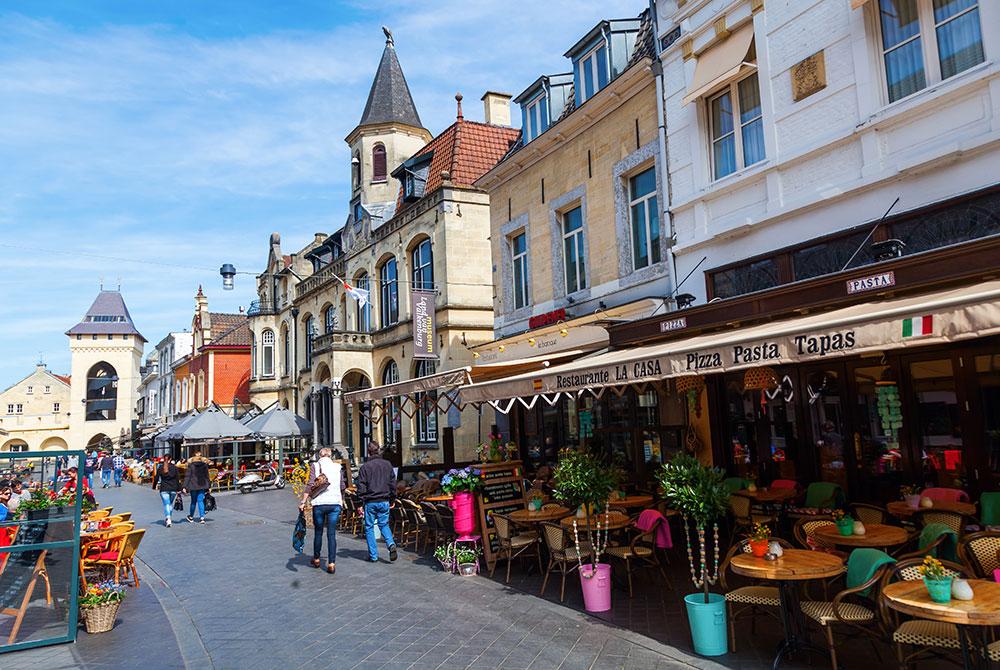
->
xmin=846 ymin=271 xmax=895 ymax=295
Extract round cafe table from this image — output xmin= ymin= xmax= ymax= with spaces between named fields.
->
xmin=883 ymin=579 xmax=1000 ymax=669
xmin=731 ymin=549 xmax=845 ymax=669
xmin=509 ymin=507 xmax=572 ymax=524
xmin=812 ymin=523 xmax=909 ymax=550
xmin=423 ymin=493 xmax=453 ymax=503
xmin=560 ymin=511 xmax=631 ymax=532
xmin=734 ymin=488 xmax=798 ymax=504
xmin=609 ymin=495 xmax=654 ymax=509
xmin=887 ymin=499 xmax=977 ymax=518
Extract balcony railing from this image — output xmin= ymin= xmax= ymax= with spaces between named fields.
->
xmin=312 ymin=330 xmax=373 ymax=355
xmin=246 ymin=299 xmax=277 ymax=316
xmin=295 ymin=258 xmax=346 ymax=300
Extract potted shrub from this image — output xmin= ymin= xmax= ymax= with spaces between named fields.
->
xmin=455 ymin=546 xmax=479 ymax=576
xmin=553 ymin=448 xmax=617 ymax=613
xmin=441 ymin=467 xmax=482 ymax=537
xmin=919 ymin=555 xmax=953 ymax=603
xmin=79 ymin=580 xmax=127 ymax=634
xmin=656 ymin=453 xmax=730 ymax=657
xmin=527 ymin=489 xmax=545 ymax=512
xmin=832 ymin=509 xmax=854 ymax=536
xmin=433 ymin=544 xmax=453 ymax=571
xmin=748 ymin=522 xmax=770 ymax=557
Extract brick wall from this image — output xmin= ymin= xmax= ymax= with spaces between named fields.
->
xmin=211 ymin=350 xmax=251 ymax=405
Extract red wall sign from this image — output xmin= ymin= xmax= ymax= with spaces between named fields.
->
xmin=528 ymin=308 xmax=566 ymax=330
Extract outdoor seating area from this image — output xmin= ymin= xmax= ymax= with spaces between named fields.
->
xmin=366 ymin=462 xmax=1000 ymax=668
xmin=79 ymin=507 xmax=145 ymax=590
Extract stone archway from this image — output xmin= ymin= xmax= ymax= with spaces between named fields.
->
xmin=1 ymin=438 xmax=29 ymax=452
xmin=86 ymin=433 xmax=112 ymax=452
xmin=40 ymin=436 xmax=69 ymax=451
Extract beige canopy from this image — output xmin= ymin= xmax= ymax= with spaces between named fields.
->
xmin=460 ymin=280 xmax=1000 ymax=407
xmin=683 ymin=22 xmax=756 ymax=105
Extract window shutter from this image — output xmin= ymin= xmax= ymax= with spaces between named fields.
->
xmin=573 ymin=59 xmax=583 ymax=106
xmin=372 ymin=145 xmax=387 ymax=181
xmin=597 ymin=45 xmax=609 ymax=89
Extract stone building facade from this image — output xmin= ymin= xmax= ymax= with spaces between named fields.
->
xmin=0 ymin=364 xmax=72 ymax=451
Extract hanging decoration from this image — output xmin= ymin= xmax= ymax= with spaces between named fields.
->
xmin=743 ymin=366 xmax=779 ymax=407
xmin=675 ymin=375 xmax=705 ymax=418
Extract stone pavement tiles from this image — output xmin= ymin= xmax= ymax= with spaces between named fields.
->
xmin=7 ymin=483 xmax=727 ymax=670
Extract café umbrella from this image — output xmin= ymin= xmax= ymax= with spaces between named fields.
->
xmin=154 ymin=409 xmax=200 ymax=443
xmin=243 ymin=406 xmax=312 ymax=438
xmin=174 ymin=406 xmax=254 ymax=441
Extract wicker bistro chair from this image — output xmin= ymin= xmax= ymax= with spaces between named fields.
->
xmin=729 ymin=493 xmax=777 ymax=544
xmin=878 ymin=557 xmax=971 ymax=669
xmin=851 ymin=503 xmax=889 ymax=526
xmin=793 ymin=516 xmax=838 ymax=551
xmin=539 ymin=522 xmax=589 ymax=603
xmin=436 ymin=504 xmax=457 ymax=542
xmin=800 ymin=558 xmax=894 ymax=670
xmin=92 ymin=529 xmax=146 ymax=588
xmin=491 ymin=513 xmax=543 ymax=584
xmin=720 ymin=537 xmax=793 ymax=652
xmin=912 ymin=509 xmax=976 ymax=537
xmin=398 ymin=499 xmax=427 ymax=553
xmin=604 ymin=516 xmax=671 ymax=597
xmin=957 ymin=531 xmax=1000 ymax=578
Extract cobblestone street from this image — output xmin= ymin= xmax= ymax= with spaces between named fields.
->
xmin=9 ymin=483 xmax=722 ymax=670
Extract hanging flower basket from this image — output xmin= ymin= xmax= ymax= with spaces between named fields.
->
xmin=743 ymin=366 xmax=779 ymax=392
xmin=81 ymin=601 xmax=122 ymax=634
xmin=675 ymin=375 xmax=705 ymax=394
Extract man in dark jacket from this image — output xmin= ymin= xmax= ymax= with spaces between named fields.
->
xmin=356 ymin=441 xmax=397 ymax=563
xmin=99 ymin=452 xmax=114 ymax=488
xmin=182 ymin=450 xmax=212 ymax=524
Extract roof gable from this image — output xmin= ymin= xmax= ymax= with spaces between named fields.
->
xmin=65 ymin=290 xmax=144 ymax=340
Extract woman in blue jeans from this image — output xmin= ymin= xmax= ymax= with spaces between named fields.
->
xmin=182 ymin=450 xmax=212 ymax=524
xmin=152 ymin=456 xmax=180 ymax=527
xmin=299 ymin=448 xmax=345 ymax=574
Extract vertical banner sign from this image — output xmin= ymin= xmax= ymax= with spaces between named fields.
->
xmin=411 ymin=289 xmax=437 ymax=359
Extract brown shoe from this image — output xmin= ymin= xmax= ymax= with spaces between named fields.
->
xmin=310 ymin=558 xmax=321 ymax=568
xmin=326 ymin=564 xmax=336 ymax=574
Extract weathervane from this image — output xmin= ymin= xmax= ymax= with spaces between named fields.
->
xmin=382 ymin=26 xmax=394 ymax=46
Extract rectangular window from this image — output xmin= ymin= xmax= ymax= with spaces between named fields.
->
xmin=878 ymin=0 xmax=984 ymax=103
xmin=15 ymin=404 xmax=23 ymax=414
xmin=710 ymin=258 xmax=780 ymax=300
xmin=629 ymin=167 xmax=660 ymax=270
xmin=379 ymin=259 xmax=399 ymax=328
xmin=53 ymin=402 xmax=60 ymax=413
xmin=44 ymin=385 xmax=51 ymax=394
xmin=562 ymin=206 xmax=587 ymax=294
xmin=524 ymin=95 xmax=549 ymax=142
xmin=709 ymin=73 xmax=765 ymax=180
xmin=6 ymin=404 xmax=12 ymax=414
xmin=511 ymin=232 xmax=529 ymax=310
xmin=26 ymin=386 xmax=33 ymax=394
xmin=578 ymin=44 xmax=608 ymax=104
xmin=415 ymin=360 xmax=438 ymax=444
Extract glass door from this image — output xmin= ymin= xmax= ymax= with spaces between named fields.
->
xmin=849 ymin=361 xmax=905 ymax=503
xmin=723 ymin=370 xmax=801 ymax=484
xmin=972 ymin=352 xmax=1000 ymax=491
xmin=906 ymin=357 xmax=966 ymax=490
xmin=801 ymin=366 xmax=848 ymax=491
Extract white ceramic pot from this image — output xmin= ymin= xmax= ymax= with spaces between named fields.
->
xmin=920 ymin=496 xmax=934 ymax=509
xmin=853 ymin=521 xmax=866 ymax=535
xmin=952 ymin=578 xmax=974 ymax=601
xmin=768 ymin=541 xmax=784 ymax=557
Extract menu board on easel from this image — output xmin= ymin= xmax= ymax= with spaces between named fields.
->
xmin=474 ymin=461 xmax=526 ymax=571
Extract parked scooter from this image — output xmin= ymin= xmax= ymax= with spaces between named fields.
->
xmin=236 ymin=464 xmax=285 ymax=494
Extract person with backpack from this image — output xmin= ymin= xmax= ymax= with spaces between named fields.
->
xmin=182 ymin=450 xmax=211 ymax=524
xmin=298 ymin=448 xmax=346 ymax=574
xmin=152 ymin=456 xmax=180 ymax=527
xmin=355 ymin=440 xmax=397 ymax=563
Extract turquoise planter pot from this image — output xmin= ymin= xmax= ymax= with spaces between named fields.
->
xmin=836 ymin=519 xmax=854 ymax=536
xmin=684 ymin=593 xmax=728 ymax=656
xmin=924 ymin=576 xmax=953 ymax=603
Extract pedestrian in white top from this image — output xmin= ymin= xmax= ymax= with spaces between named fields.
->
xmin=299 ymin=448 xmax=346 ymax=574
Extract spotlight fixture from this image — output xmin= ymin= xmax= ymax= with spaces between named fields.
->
xmin=675 ymin=293 xmax=696 ymax=309
xmin=871 ymin=238 xmax=906 ymax=261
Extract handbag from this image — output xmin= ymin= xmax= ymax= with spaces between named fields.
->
xmin=307 ymin=463 xmax=330 ymax=499
xmin=204 ymin=492 xmax=217 ymax=512
xmin=173 ymin=492 xmax=184 ymax=511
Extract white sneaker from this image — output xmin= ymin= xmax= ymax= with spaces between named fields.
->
xmin=166 ymin=518 xmax=172 ymax=527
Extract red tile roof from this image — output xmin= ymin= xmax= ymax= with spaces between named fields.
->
xmin=53 ymin=374 xmax=71 ymax=385
xmin=208 ymin=312 xmax=246 ymax=340
xmin=211 ymin=320 xmax=251 ymax=348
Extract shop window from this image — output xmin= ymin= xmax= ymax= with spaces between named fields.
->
xmin=804 ymin=369 xmax=848 ymax=491
xmin=382 ymin=361 xmax=400 ymax=448
xmin=710 ymin=258 xmax=780 ymax=300
xmin=910 ymin=358 xmax=964 ymax=488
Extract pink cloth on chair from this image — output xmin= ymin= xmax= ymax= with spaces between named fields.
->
xmin=922 ymin=487 xmax=970 ymax=503
xmin=771 ymin=479 xmax=798 ymax=490
xmin=635 ymin=509 xmax=673 ymax=549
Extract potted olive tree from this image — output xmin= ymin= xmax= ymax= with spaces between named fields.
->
xmin=656 ymin=453 xmax=730 ymax=656
xmin=552 ymin=448 xmax=617 ymax=612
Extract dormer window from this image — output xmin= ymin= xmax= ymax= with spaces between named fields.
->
xmin=393 ymin=151 xmax=432 ymax=204
xmin=577 ymin=42 xmax=608 ymax=103
xmin=404 ymin=174 xmax=416 ymax=200
xmin=523 ymin=95 xmax=548 ymax=143
xmin=353 ymin=201 xmax=364 ymax=223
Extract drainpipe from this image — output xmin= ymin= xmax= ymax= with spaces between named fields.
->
xmin=649 ymin=0 xmax=679 ymax=303
xmin=290 ymin=307 xmax=300 ymax=412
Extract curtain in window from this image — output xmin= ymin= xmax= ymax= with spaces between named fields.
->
xmin=880 ymin=0 xmax=926 ymax=102
xmin=738 ymin=75 xmax=765 ymax=167
xmin=934 ymin=0 xmax=984 ymax=79
xmin=711 ymin=92 xmax=736 ymax=179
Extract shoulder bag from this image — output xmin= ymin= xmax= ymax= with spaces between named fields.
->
xmin=307 ymin=462 xmax=330 ymax=499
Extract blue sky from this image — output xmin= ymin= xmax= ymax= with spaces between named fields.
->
xmin=0 ymin=0 xmax=643 ymax=388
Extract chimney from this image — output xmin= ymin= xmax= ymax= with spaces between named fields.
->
xmin=481 ymin=91 xmax=512 ymax=127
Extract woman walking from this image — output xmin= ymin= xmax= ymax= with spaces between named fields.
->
xmin=152 ymin=457 xmax=180 ymax=527
xmin=299 ymin=448 xmax=345 ymax=574
xmin=182 ymin=450 xmax=212 ymax=524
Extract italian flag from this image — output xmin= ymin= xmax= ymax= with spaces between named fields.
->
xmin=902 ymin=315 xmax=933 ymax=338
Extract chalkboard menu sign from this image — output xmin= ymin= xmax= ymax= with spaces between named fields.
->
xmin=474 ymin=461 xmax=526 ymax=570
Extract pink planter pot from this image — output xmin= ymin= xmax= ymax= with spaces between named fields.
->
xmin=451 ymin=492 xmax=476 ymax=536
xmin=580 ymin=563 xmax=612 ymax=612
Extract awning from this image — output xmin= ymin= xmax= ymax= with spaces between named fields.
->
xmin=343 ymin=367 xmax=473 ymax=404
xmin=682 ymin=22 xmax=756 ymax=105
xmin=471 ymin=348 xmax=592 ymax=382
xmin=460 ymin=280 xmax=1000 ymax=406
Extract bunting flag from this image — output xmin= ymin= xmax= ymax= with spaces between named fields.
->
xmin=343 ymin=279 xmax=369 ymax=308
xmin=902 ymin=315 xmax=933 ymax=337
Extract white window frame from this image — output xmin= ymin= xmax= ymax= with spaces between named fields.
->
xmin=261 ymin=329 xmax=275 ymax=378
xmin=26 ymin=386 xmax=33 ymax=394
xmin=579 ymin=44 xmax=603 ymax=103
xmin=53 ymin=402 xmax=60 ymax=413
xmin=415 ymin=359 xmax=437 ymax=444
xmin=510 ymin=231 xmax=530 ymax=310
xmin=525 ymin=95 xmax=544 ymax=142
xmin=562 ymin=206 xmax=587 ymax=295
xmin=628 ymin=166 xmax=659 ymax=270
xmin=6 ymin=404 xmax=12 ymax=414
xmin=707 ymin=72 xmax=764 ymax=181
xmin=381 ymin=361 xmax=400 ymax=447
xmin=16 ymin=403 xmax=23 ymax=414
xmin=874 ymin=0 xmax=985 ymax=105
xmin=44 ymin=385 xmax=51 ymax=394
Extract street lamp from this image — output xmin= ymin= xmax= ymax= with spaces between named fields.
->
xmin=219 ymin=264 xmax=236 ymax=291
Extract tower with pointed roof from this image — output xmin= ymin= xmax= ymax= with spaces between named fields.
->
xmin=66 ymin=289 xmax=146 ymax=450
xmin=345 ymin=28 xmax=432 ymax=233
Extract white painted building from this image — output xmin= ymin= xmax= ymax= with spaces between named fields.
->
xmin=151 ymin=331 xmax=192 ymax=425
xmin=654 ymin=0 xmax=1000 ymax=304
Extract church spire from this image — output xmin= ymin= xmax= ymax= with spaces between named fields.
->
xmin=357 ymin=27 xmax=424 ymax=131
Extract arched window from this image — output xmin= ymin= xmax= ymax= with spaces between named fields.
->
xmin=372 ymin=143 xmax=387 ymax=182
xmin=85 ymin=362 xmax=118 ymax=421
xmin=414 ymin=359 xmax=437 ymax=444
xmin=261 ymin=329 xmax=275 ymax=377
xmin=281 ymin=325 xmax=290 ymax=376
xmin=304 ymin=316 xmax=315 ymax=368
xmin=355 ymin=274 xmax=371 ymax=333
xmin=324 ymin=305 xmax=337 ymax=334
xmin=351 ymin=150 xmax=361 ymax=189
xmin=379 ymin=258 xmax=399 ymax=328
xmin=381 ymin=360 xmax=400 ymax=448
xmin=411 ymin=238 xmax=433 ymax=290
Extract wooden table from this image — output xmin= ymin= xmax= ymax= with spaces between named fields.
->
xmin=509 ymin=507 xmax=572 ymax=524
xmin=731 ymin=549 xmax=845 ymax=669
xmin=887 ymin=500 xmax=977 ymax=518
xmin=560 ymin=511 xmax=631 ymax=532
xmin=423 ymin=494 xmax=453 ymax=503
xmin=883 ymin=579 xmax=1000 ymax=669
xmin=608 ymin=495 xmax=653 ymax=509
xmin=734 ymin=488 xmax=798 ymax=504
xmin=812 ymin=523 xmax=909 ymax=550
